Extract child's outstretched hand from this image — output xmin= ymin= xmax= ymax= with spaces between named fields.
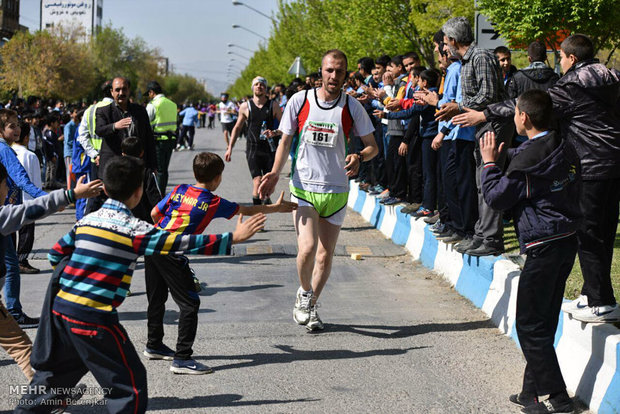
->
xmin=480 ymin=131 xmax=504 ymax=164
xmin=232 ymin=213 xmax=266 ymax=243
xmin=274 ymin=190 xmax=297 ymax=212
xmin=74 ymin=175 xmax=104 ymax=199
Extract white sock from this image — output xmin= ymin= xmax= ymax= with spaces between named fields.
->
xmin=298 ymin=286 xmax=313 ymax=296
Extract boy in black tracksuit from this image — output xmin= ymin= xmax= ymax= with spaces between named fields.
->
xmin=479 ymin=90 xmax=581 ymax=414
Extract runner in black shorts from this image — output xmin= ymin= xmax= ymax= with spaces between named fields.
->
xmin=225 ymin=76 xmax=282 ymax=205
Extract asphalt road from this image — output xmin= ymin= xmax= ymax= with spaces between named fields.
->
xmin=0 ymin=124 xmax=583 ymax=413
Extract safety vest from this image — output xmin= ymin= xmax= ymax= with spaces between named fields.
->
xmin=150 ymin=95 xmax=177 ymax=139
xmin=84 ymin=99 xmax=113 ymax=151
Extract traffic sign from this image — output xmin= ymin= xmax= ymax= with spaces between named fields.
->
xmin=288 ymin=57 xmax=306 ymax=77
xmin=475 ymin=12 xmax=508 ymax=50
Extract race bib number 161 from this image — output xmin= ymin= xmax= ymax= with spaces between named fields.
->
xmin=302 ymin=121 xmax=339 ymax=148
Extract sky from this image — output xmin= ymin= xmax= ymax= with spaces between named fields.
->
xmin=19 ymin=0 xmax=280 ymax=95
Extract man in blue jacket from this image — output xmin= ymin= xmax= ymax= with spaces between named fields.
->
xmin=0 ymin=109 xmax=48 ymax=328
xmin=480 ymin=90 xmax=581 ymax=414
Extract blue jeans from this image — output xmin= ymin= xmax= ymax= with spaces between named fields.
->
xmin=3 ymin=235 xmax=22 ymax=316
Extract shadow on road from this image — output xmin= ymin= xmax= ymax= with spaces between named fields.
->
xmin=325 ymin=320 xmax=494 ymax=339
xmin=340 ymin=225 xmax=376 ymax=232
xmin=197 ymin=344 xmax=426 ymax=371
xmin=118 ymin=308 xmax=215 ymax=323
xmin=147 ymin=394 xmax=319 ymax=410
xmin=199 ymin=283 xmax=283 ymax=297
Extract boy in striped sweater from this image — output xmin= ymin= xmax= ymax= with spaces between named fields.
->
xmin=16 ymin=156 xmax=265 ymax=414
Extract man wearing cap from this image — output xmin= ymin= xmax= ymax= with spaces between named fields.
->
xmin=225 ymin=76 xmax=283 ymax=205
xmin=146 ymin=81 xmax=178 ymax=194
xmin=217 ymin=93 xmax=237 ymax=146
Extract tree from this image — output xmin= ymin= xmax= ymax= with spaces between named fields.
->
xmin=227 ymin=0 xmax=467 ymax=97
xmin=163 ymin=74 xmax=213 ymax=104
xmin=477 ymin=0 xmax=620 ymax=63
xmin=89 ymin=25 xmax=162 ymax=101
xmin=0 ymin=28 xmax=95 ymax=100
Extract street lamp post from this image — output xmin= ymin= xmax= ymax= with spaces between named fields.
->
xmin=231 ymin=0 xmax=273 ymax=21
xmin=232 ymin=24 xmax=267 ymax=41
xmin=227 ymin=51 xmax=250 ymax=61
xmin=228 ymin=43 xmax=254 ymax=53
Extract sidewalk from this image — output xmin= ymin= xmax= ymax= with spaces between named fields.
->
xmin=348 ymin=182 xmax=620 ymax=414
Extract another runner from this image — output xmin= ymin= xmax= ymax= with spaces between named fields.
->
xmin=225 ymin=76 xmax=283 ymax=205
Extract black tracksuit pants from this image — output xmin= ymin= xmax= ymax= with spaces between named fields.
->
xmin=16 ymin=312 xmax=148 ymax=414
xmin=578 ymin=178 xmax=620 ymax=306
xmin=144 ymin=254 xmax=200 ymax=360
xmin=517 ymin=235 xmax=577 ymax=397
xmin=386 ymin=134 xmax=407 ymax=200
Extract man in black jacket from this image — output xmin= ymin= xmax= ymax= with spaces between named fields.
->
xmin=453 ymin=34 xmax=620 ymax=323
xmin=95 ymin=77 xmax=157 ymax=181
xmin=506 ymin=41 xmax=559 ymax=99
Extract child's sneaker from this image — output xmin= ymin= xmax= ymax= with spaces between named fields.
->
xmin=170 ymin=359 xmax=213 ymax=375
xmin=144 ymin=344 xmax=175 ymax=360
xmin=293 ymin=287 xmax=313 ymax=325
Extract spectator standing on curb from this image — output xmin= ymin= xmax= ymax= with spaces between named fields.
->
xmin=507 ymin=41 xmax=559 ymax=101
xmin=494 ymin=46 xmax=518 ymax=87
xmin=437 ymin=17 xmax=511 ymax=257
xmin=480 ymin=90 xmax=581 ymax=414
xmin=454 ymin=34 xmax=620 ymax=323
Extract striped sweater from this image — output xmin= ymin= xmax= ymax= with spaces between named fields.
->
xmin=49 ymin=199 xmax=232 ymax=324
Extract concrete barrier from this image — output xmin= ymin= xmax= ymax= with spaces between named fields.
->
xmin=348 ymin=182 xmax=619 ymax=413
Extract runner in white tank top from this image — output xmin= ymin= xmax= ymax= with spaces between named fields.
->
xmin=259 ymin=50 xmax=378 ymax=330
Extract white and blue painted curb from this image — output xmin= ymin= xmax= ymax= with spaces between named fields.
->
xmin=348 ymin=182 xmax=619 ymax=414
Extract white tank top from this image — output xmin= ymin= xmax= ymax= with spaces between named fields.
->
xmin=292 ymin=89 xmax=354 ymax=193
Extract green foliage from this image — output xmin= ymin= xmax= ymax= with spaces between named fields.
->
xmin=163 ymin=74 xmax=212 ymax=104
xmin=228 ymin=0 xmax=459 ymax=97
xmin=477 ymin=0 xmax=620 ymax=58
xmin=0 ymin=24 xmax=211 ymax=103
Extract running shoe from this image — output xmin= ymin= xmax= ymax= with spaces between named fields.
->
xmin=569 ymin=303 xmax=620 ymax=323
xmin=170 ymin=359 xmax=213 ymax=375
xmin=293 ymin=288 xmax=312 ymax=325
xmin=306 ymin=303 xmax=324 ymax=331
xmin=144 ymin=344 xmax=175 ymax=360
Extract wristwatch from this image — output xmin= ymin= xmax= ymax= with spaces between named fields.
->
xmin=356 ymin=152 xmax=364 ymax=163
